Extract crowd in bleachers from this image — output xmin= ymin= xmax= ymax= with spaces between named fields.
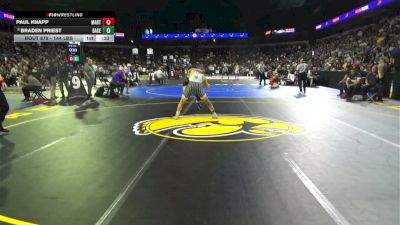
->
xmin=0 ymin=14 xmax=398 ymax=101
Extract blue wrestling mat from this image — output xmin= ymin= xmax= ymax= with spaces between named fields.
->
xmin=128 ymin=84 xmax=296 ymax=98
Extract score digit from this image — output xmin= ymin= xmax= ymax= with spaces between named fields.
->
xmin=71 ymin=76 xmax=81 ymax=89
xmin=102 ymin=18 xmax=115 ymax=26
xmin=102 ymin=26 xmax=115 ymax=34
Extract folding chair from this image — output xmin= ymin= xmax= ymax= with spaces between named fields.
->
xmin=31 ymin=85 xmax=49 ymax=104
xmin=100 ymin=78 xmax=112 ymax=96
xmin=101 ymin=78 xmax=120 ymax=97
xmin=366 ymin=87 xmax=377 ymax=102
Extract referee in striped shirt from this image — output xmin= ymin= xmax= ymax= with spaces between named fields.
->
xmin=296 ymin=59 xmax=309 ymax=95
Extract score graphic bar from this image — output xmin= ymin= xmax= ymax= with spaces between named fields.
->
xmin=15 ymin=18 xmax=106 ymax=26
xmin=13 ymin=11 xmax=115 ymax=43
xmin=14 ymin=11 xmax=115 ymax=18
xmin=15 ymin=26 xmax=105 ymax=34
xmin=14 ymin=34 xmax=114 ymax=42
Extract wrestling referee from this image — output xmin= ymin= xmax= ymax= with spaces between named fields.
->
xmin=296 ymin=58 xmax=309 ymax=95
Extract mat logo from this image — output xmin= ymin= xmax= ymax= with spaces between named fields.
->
xmin=133 ymin=115 xmax=302 ymax=142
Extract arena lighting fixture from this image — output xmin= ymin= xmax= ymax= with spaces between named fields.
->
xmin=141 ymin=32 xmax=249 ymax=39
xmin=0 ymin=11 xmax=15 ymax=21
xmin=265 ymin=28 xmax=295 ymax=36
xmin=274 ymin=28 xmax=295 ymax=34
xmin=315 ymin=0 xmax=395 ymax=30
xmin=114 ymin=32 xmax=125 ymax=38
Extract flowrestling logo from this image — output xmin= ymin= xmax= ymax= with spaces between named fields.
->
xmin=133 ymin=114 xmax=302 ymax=142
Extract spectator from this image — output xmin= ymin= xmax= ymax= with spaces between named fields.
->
xmin=307 ymin=66 xmax=318 ymax=87
xmin=390 ymin=47 xmax=400 ymax=72
xmin=97 ymin=65 xmax=105 ymax=80
xmin=362 ymin=65 xmax=379 ymax=99
xmin=376 ymin=57 xmax=387 ymax=101
xmin=92 ymin=60 xmax=98 ymax=86
xmin=124 ymin=64 xmax=131 ymax=94
xmin=153 ymin=66 xmax=165 ymax=85
xmin=234 ymin=63 xmax=240 ymax=80
xmin=338 ymin=64 xmax=352 ymax=98
xmin=221 ymin=62 xmax=229 ymax=79
xmin=343 ymin=67 xmax=364 ymax=101
xmin=377 ymin=57 xmax=388 ymax=79
xmin=7 ymin=64 xmax=18 ymax=86
xmin=166 ymin=64 xmax=171 ymax=79
xmin=208 ymin=64 xmax=215 ymax=76
xmin=58 ymin=60 xmax=70 ymax=99
xmin=131 ymin=69 xmax=140 ymax=86
xmin=47 ymin=59 xmax=58 ymax=102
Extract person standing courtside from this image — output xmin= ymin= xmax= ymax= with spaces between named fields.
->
xmin=258 ymin=62 xmax=267 ymax=86
xmin=92 ymin=60 xmax=98 ymax=86
xmin=296 ymin=58 xmax=309 ymax=95
xmin=234 ymin=63 xmax=240 ymax=80
xmin=47 ymin=59 xmax=58 ymax=103
xmin=82 ymin=58 xmax=95 ymax=99
xmin=0 ymin=74 xmax=9 ymax=134
xmin=58 ymin=60 xmax=70 ymax=99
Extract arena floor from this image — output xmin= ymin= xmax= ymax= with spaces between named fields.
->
xmin=0 ymin=80 xmax=399 ymax=225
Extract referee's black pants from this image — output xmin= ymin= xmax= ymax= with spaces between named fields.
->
xmin=0 ymin=89 xmax=9 ymax=124
xmin=259 ymin=74 xmax=266 ymax=85
xmin=298 ymin=72 xmax=307 ymax=93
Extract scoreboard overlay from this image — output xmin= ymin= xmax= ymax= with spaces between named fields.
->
xmin=13 ymin=11 xmax=115 ymax=43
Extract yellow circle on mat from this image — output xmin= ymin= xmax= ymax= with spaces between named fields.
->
xmin=134 ymin=114 xmax=303 ymax=142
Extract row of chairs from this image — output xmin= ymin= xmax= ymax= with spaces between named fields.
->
xmin=26 ymin=78 xmax=380 ymax=103
xmin=95 ymin=78 xmax=121 ymax=98
xmin=27 ymin=78 xmax=119 ymax=103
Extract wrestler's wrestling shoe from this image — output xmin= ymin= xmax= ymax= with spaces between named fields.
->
xmin=173 ymin=112 xmax=180 ymax=120
xmin=196 ymin=100 xmax=202 ymax=110
xmin=211 ymin=112 xmax=218 ymax=119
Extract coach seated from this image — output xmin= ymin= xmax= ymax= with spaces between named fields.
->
xmin=361 ymin=65 xmax=384 ymax=101
xmin=19 ymin=71 xmax=42 ymax=102
xmin=110 ymin=67 xmax=127 ymax=95
xmin=338 ymin=64 xmax=365 ymax=99
xmin=343 ymin=65 xmax=367 ymax=101
xmin=307 ymin=67 xmax=319 ymax=87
